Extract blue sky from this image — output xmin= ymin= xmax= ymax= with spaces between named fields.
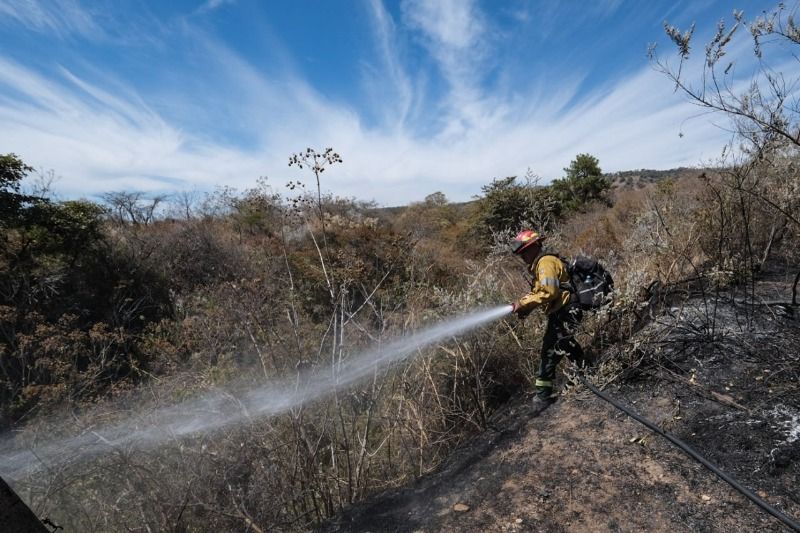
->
xmin=0 ymin=0 xmax=787 ymax=205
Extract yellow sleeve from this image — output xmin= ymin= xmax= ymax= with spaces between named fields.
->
xmin=516 ymin=256 xmax=564 ymax=312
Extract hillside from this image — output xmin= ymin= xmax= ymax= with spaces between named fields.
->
xmin=0 ymin=147 xmax=798 ymax=532
xmin=606 ymin=168 xmax=701 ymax=190
xmin=5 ymin=4 xmax=800 ymax=532
xmin=325 ymin=277 xmax=800 ymax=532
xmin=373 ymin=166 xmax=689 ymax=216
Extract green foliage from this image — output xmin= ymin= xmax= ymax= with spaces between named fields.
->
xmin=424 ymin=191 xmax=448 ymax=206
xmin=0 ymin=153 xmax=33 ymax=192
xmin=477 ymin=176 xmax=524 ymax=234
xmin=229 ymin=180 xmax=282 ymax=238
xmin=0 ymin=153 xmax=37 ymax=225
xmin=395 ymin=191 xmax=458 ymax=239
xmin=0 ymin=154 xmax=175 ymax=424
xmin=473 ymin=176 xmax=559 ymax=239
xmin=550 ymin=153 xmax=611 ymax=212
xmin=564 ymin=153 xmax=602 ymax=180
xmin=6 ymin=140 xmax=799 ymax=532
xmin=26 ymin=200 xmax=107 ymax=258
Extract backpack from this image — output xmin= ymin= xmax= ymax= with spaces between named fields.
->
xmin=562 ymin=256 xmax=614 ymax=310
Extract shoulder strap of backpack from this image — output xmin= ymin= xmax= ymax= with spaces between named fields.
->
xmin=535 ymin=254 xmax=575 ymax=292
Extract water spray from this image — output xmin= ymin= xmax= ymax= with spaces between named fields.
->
xmin=0 ymin=305 xmax=513 ymax=481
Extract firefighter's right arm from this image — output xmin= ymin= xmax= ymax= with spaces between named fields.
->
xmin=515 ymin=283 xmax=558 ymax=314
xmin=513 ymin=257 xmax=562 ymax=316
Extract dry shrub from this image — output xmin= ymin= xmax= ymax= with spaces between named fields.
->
xmin=571 ymin=148 xmax=800 ymax=393
xmin=6 ymin=203 xmax=537 ymax=532
xmin=7 ymin=148 xmax=798 ymax=532
xmin=696 ymin=150 xmax=800 ymax=283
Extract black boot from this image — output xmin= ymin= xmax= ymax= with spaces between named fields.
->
xmin=531 ymin=391 xmax=556 ymax=411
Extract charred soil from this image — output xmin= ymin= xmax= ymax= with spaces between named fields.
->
xmin=323 ymin=281 xmax=800 ymax=532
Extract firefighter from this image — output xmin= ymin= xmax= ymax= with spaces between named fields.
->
xmin=509 ymin=230 xmax=586 ymax=408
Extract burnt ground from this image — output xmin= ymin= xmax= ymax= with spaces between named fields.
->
xmin=322 ymin=281 xmax=800 ymax=532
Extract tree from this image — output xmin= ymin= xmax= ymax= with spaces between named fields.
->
xmin=102 ymin=191 xmax=167 ymax=226
xmin=395 ymin=191 xmax=458 ymax=239
xmin=27 ymin=200 xmax=107 ymax=262
xmin=477 ymin=176 xmax=527 ymax=234
xmin=172 ymin=189 xmax=200 ymax=221
xmin=651 ymin=6 xmax=800 ymax=158
xmin=651 ymin=5 xmax=800 ymax=294
xmin=474 ymin=173 xmax=559 ymax=241
xmin=652 ymin=6 xmax=800 ymax=229
xmin=230 ymin=179 xmax=282 ymax=238
xmin=423 ymin=191 xmax=448 ymax=207
xmin=0 ymin=153 xmax=37 ymax=226
xmin=564 ymin=153 xmax=602 ymax=181
xmin=550 ymin=153 xmax=611 ymax=211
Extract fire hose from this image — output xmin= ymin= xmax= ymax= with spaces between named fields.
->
xmin=576 ymin=374 xmax=800 ymax=532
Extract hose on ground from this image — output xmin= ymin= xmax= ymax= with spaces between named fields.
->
xmin=576 ymin=374 xmax=800 ymax=532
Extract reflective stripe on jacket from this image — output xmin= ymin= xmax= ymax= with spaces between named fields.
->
xmin=516 ymin=254 xmax=571 ymax=315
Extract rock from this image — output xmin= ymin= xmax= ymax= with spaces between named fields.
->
xmin=453 ymin=503 xmax=470 ymax=512
xmin=515 ymin=518 xmax=523 ymax=524
xmin=701 ymin=494 xmax=711 ymax=502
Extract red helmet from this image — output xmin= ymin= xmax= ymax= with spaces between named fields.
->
xmin=511 ymin=230 xmax=545 ymax=255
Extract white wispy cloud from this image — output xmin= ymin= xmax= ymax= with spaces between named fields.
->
xmin=0 ymin=1 xmax=775 ymax=206
xmin=0 ymin=56 xmax=263 ymax=194
xmin=0 ymin=50 xmax=731 ymax=205
xmin=402 ymin=0 xmax=485 ymax=50
xmin=196 ymin=0 xmax=235 ymax=15
xmin=401 ymin=0 xmax=496 ymax=137
xmin=364 ymin=0 xmax=416 ymax=130
xmin=0 ymin=0 xmax=102 ymax=38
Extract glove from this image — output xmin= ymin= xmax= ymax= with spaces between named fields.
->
xmin=511 ymin=302 xmax=532 ymax=319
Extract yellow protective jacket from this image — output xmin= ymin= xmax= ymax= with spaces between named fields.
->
xmin=516 ymin=254 xmax=571 ymax=315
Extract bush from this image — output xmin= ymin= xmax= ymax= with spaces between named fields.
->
xmin=550 ymin=153 xmax=611 ymax=212
xmin=472 ymin=174 xmax=559 ymax=242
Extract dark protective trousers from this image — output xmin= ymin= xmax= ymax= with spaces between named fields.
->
xmin=535 ymin=303 xmax=585 ymax=398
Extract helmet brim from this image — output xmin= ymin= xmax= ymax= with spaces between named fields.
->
xmin=511 ymin=236 xmax=545 ymax=255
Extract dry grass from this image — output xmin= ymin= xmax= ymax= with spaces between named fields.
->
xmin=3 ymin=146 xmax=799 ymax=531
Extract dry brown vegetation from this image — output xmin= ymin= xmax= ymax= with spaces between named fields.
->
xmin=2 ymin=139 xmax=797 ymax=531
xmin=3 ymin=7 xmax=800 ymax=530
xmin=0 ymin=158 xmax=535 ymax=531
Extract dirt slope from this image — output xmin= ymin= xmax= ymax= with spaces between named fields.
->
xmin=323 ymin=286 xmax=800 ymax=532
